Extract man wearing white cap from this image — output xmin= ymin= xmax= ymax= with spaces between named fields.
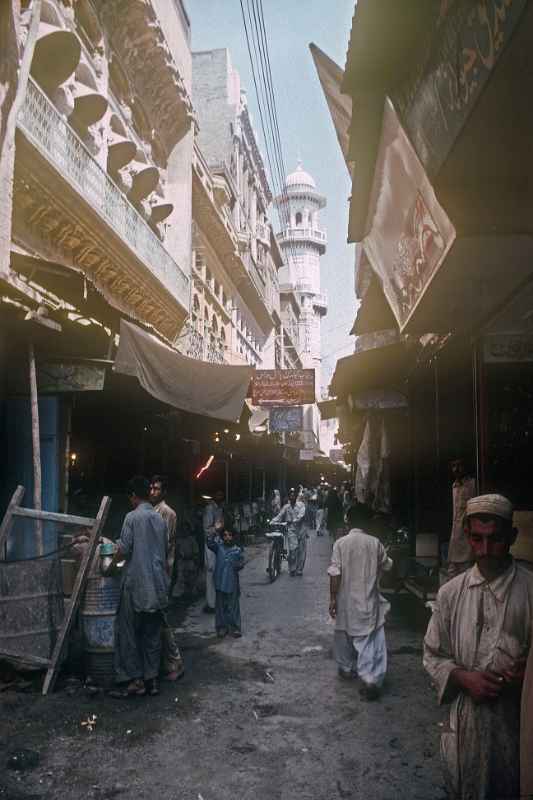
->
xmin=424 ymin=494 xmax=533 ymax=800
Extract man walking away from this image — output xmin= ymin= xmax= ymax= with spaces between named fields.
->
xmin=203 ymin=490 xmax=225 ymax=612
xmin=316 ymin=483 xmax=328 ymax=536
xmin=328 ymin=504 xmax=393 ymax=700
xmin=325 ymin=485 xmax=344 ymax=541
xmin=424 ymin=494 xmax=533 ymax=800
xmin=447 ymin=457 xmax=476 ymax=579
xmin=150 ymin=475 xmax=184 ymax=682
xmin=271 ymin=487 xmax=307 ymax=576
xmin=108 ymin=476 xmax=169 ymax=697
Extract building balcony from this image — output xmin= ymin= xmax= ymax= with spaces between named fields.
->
xmin=313 ymin=291 xmax=328 ymax=315
xmin=14 ymin=78 xmax=189 ymax=341
xmin=179 ymin=324 xmax=226 ymax=364
xmin=192 ymin=146 xmax=274 ymax=334
xmin=256 ymin=221 xmax=271 ymax=247
xmin=276 ymin=226 xmax=327 ymax=253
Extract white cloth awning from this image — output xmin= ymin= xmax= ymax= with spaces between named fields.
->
xmin=115 ymin=320 xmax=254 ymax=422
xmin=309 ymin=43 xmax=352 ymax=174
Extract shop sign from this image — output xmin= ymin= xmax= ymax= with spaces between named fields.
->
xmin=395 ymin=0 xmax=528 ymax=177
xmin=484 ymin=334 xmax=533 ymax=363
xmin=354 ymin=389 xmax=408 ymax=410
xmin=251 ymin=369 xmax=315 ymax=406
xmin=299 ymin=449 xmax=315 ymax=461
xmin=329 ymin=449 xmax=346 ymax=463
xmin=269 ymin=406 xmax=304 ymax=432
xmin=38 ymin=362 xmax=106 ymax=393
xmin=363 ymin=99 xmax=456 ymax=332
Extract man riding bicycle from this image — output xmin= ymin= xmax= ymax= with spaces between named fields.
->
xmin=271 ymin=488 xmax=307 ymax=576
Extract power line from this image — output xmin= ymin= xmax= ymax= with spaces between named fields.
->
xmin=239 ymin=0 xmax=297 ymax=262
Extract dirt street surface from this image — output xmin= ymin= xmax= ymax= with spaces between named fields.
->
xmin=0 ymin=534 xmax=447 ymax=800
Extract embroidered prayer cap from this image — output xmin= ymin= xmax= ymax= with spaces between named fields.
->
xmin=465 ymin=494 xmax=513 ymax=521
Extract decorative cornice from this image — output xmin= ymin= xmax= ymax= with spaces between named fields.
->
xmin=97 ymin=0 xmax=195 ymax=158
xmin=13 ymin=161 xmax=187 ymax=341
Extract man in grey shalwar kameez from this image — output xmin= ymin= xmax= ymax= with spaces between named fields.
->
xmin=108 ymin=476 xmax=169 ymax=697
xmin=271 ymin=488 xmax=307 ymax=576
xmin=424 ymin=494 xmax=533 ymax=800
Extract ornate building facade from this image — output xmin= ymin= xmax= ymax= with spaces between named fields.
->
xmin=7 ymin=0 xmax=193 ymax=340
xmin=0 ymin=0 xmax=196 ymax=547
xmin=188 ymin=48 xmax=300 ymax=368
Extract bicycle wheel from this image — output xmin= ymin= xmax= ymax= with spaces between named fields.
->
xmin=274 ymin=543 xmax=283 ymax=576
xmin=268 ymin=543 xmax=278 ymax=582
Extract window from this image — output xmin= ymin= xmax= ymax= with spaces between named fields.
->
xmin=295 ymin=212 xmax=302 ymax=226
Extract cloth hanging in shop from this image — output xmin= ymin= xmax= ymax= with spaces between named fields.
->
xmin=115 ymin=320 xmax=254 ymax=422
xmin=355 ymin=415 xmax=391 ymax=513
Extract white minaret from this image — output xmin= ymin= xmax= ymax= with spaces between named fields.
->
xmin=275 ymin=161 xmax=327 ymax=390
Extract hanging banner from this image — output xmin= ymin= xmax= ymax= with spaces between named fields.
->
xmin=251 ymin=369 xmax=315 ymax=406
xmin=269 ymin=406 xmax=304 ymax=432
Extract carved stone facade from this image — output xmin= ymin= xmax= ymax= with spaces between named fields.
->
xmin=13 ymin=156 xmax=183 ymax=340
xmin=6 ymin=0 xmax=194 ymax=340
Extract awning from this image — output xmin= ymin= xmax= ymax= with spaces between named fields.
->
xmin=350 ymin=272 xmax=398 ymax=335
xmin=317 ymin=398 xmax=338 ymax=421
xmin=115 ymin=320 xmax=254 ymax=422
xmin=309 ymin=43 xmax=352 ymax=174
xmin=330 ymin=341 xmax=410 ymax=398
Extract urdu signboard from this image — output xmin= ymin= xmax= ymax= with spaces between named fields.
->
xmin=251 ymin=369 xmax=315 ymax=406
xmin=269 ymin=406 xmax=304 ymax=433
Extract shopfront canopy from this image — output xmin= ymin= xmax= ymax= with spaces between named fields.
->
xmin=115 ymin=320 xmax=254 ymax=422
xmin=330 ymin=340 xmax=410 ymax=399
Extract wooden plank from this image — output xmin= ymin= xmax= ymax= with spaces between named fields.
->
xmin=42 ymin=495 xmax=111 ymax=696
xmin=28 ymin=341 xmax=44 ymax=555
xmin=13 ymin=507 xmax=95 ymax=528
xmin=0 ymin=486 xmax=25 ymax=559
xmin=0 ymin=649 xmax=50 ymax=669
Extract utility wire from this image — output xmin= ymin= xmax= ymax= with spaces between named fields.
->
xmin=240 ymin=0 xmax=298 ymax=263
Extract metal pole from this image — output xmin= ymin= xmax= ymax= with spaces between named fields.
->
xmin=225 ymin=458 xmax=229 ymax=504
xmin=28 ymin=341 xmax=44 ymax=555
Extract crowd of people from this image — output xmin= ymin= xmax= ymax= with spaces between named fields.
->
xmin=102 ymin=474 xmax=533 ymax=799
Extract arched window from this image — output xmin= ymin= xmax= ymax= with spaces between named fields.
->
xmin=193 ymin=294 xmax=200 ymax=313
xmin=212 ymin=316 xmax=218 ymax=335
xmin=220 ymin=327 xmax=226 ymax=343
xmin=295 ymin=212 xmax=302 ymax=227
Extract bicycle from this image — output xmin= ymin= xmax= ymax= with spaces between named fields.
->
xmin=265 ymin=521 xmax=287 ymax=582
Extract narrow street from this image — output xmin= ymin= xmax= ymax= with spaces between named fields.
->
xmin=1 ymin=534 xmax=446 ymax=800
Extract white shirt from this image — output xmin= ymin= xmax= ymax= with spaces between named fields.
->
xmin=328 ymin=528 xmax=393 ymax=637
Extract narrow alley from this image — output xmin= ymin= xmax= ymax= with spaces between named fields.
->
xmin=1 ymin=534 xmax=445 ymax=800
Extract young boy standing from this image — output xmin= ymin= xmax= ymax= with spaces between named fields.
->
xmin=206 ymin=526 xmax=244 ymax=638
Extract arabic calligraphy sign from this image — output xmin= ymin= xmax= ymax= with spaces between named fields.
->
xmin=251 ymin=369 xmax=315 ymax=406
xmin=394 ymin=0 xmax=528 ymax=176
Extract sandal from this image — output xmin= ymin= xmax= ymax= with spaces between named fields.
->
xmin=108 ymin=679 xmax=146 ymax=699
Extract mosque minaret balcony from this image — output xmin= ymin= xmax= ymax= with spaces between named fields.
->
xmin=276 ymin=225 xmax=327 ymax=254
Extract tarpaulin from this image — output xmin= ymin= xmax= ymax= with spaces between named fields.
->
xmin=115 ymin=320 xmax=254 ymax=422
xmin=309 ymin=43 xmax=353 ymax=175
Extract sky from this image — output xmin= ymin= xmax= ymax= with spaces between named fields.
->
xmin=186 ymin=0 xmax=357 ymax=391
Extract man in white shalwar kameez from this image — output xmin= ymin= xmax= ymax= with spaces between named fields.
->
xmin=328 ymin=504 xmax=393 ymax=700
xmin=424 ymin=494 xmax=533 ymax=800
